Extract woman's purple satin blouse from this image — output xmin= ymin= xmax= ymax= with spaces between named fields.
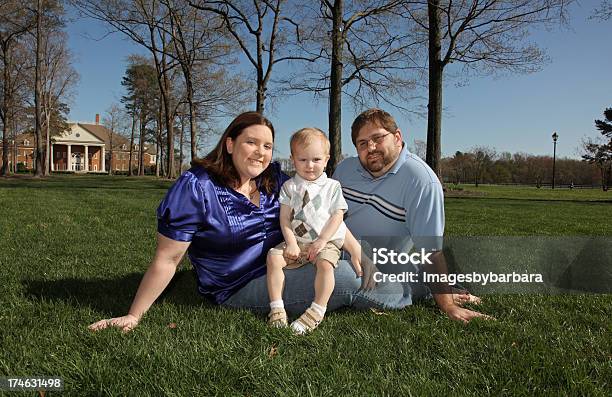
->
xmin=157 ymin=162 xmax=289 ymax=304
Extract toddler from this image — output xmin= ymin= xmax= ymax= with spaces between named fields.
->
xmin=266 ymin=128 xmax=352 ymax=334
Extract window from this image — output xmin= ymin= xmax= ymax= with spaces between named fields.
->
xmin=135 ymin=145 xmax=139 ymax=150
xmin=24 ymin=139 xmax=30 ymax=146
xmin=150 ymin=155 xmax=156 ymax=164
xmin=121 ymin=144 xmax=126 ymax=150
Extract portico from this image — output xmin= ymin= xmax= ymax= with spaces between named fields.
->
xmin=51 ymin=124 xmax=107 ymax=173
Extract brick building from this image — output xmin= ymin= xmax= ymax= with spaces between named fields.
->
xmin=0 ymin=116 xmax=156 ymax=173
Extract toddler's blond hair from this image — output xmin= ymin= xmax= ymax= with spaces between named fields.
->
xmin=290 ymin=127 xmax=330 ymax=156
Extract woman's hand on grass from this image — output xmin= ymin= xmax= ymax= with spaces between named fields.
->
xmin=452 ymin=290 xmax=482 ymax=306
xmin=88 ymin=314 xmax=139 ymax=333
xmin=442 ymin=305 xmax=494 ymax=324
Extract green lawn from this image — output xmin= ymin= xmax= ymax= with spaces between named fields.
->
xmin=0 ymin=175 xmax=610 ymax=396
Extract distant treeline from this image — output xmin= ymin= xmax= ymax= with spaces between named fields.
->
xmin=440 ymin=150 xmax=605 ymax=188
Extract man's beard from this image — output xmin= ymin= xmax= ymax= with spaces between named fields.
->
xmin=364 ymin=150 xmax=394 ymax=173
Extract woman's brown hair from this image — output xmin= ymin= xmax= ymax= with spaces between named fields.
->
xmin=191 ymin=111 xmax=277 ymax=194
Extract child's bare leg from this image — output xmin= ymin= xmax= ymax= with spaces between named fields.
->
xmin=266 ymin=252 xmax=289 ymax=327
xmin=313 ymin=259 xmax=335 ymax=307
xmin=266 ymin=252 xmax=287 ymax=302
xmin=291 ymin=259 xmax=335 ymax=334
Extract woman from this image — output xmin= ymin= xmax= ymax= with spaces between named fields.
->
xmin=89 ymin=112 xmax=366 ymax=333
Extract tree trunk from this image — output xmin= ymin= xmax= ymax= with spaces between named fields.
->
xmin=156 ymin=108 xmax=161 ymax=178
xmin=1 ymin=42 xmax=12 ymax=176
xmin=33 ymin=0 xmax=44 ymax=177
xmin=109 ymin=132 xmax=114 ymax=175
xmin=129 ymin=111 xmax=136 ymax=176
xmin=45 ymin=113 xmax=51 ymax=175
xmin=160 ymin=141 xmax=165 ymax=177
xmin=156 ymin=138 xmax=160 ymax=177
xmin=179 ymin=116 xmax=184 ymax=173
xmin=327 ymin=0 xmax=344 ymax=175
xmin=138 ymin=114 xmax=145 ymax=176
xmin=162 ymin=83 xmax=174 ymax=179
xmin=255 ymin=10 xmax=265 ymax=115
xmin=148 ymin=24 xmax=175 ymax=179
xmin=426 ymin=0 xmax=443 ymax=177
xmin=186 ymin=79 xmax=197 ymax=161
xmin=256 ymin=82 xmax=265 ymax=114
xmin=12 ymin=122 xmax=17 ymax=173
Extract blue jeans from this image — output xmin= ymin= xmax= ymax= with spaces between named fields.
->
xmin=222 ymin=260 xmax=430 ymax=316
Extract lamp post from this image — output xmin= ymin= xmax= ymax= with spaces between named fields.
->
xmin=552 ymin=132 xmax=558 ymax=189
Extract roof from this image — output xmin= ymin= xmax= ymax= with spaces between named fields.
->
xmin=10 ymin=132 xmax=36 ymax=147
xmin=77 ymin=123 xmax=156 ymax=155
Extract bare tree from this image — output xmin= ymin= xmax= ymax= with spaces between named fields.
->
xmin=72 ymin=0 xmax=182 ymax=178
xmin=161 ymin=0 xmax=232 ymax=161
xmin=469 ymin=145 xmax=496 ymax=187
xmin=0 ymin=1 xmax=35 ymax=175
xmin=40 ymin=29 xmax=78 ymax=175
xmin=402 ymin=0 xmax=572 ymax=176
xmin=591 ymin=0 xmax=612 ymax=20
xmin=33 ymin=0 xmax=44 ymax=176
xmin=279 ymin=0 xmax=423 ymax=173
xmin=189 ymin=0 xmax=298 ymax=113
xmin=102 ymin=103 xmax=126 ymax=175
xmin=24 ymin=0 xmax=65 ymax=177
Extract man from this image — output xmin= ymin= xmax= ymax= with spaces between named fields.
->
xmin=334 ymin=109 xmax=490 ymax=323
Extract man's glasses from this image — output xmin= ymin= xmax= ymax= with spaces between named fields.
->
xmin=356 ymin=132 xmax=394 ymax=151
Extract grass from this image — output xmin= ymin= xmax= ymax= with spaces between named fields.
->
xmin=0 ymin=175 xmax=610 ymax=396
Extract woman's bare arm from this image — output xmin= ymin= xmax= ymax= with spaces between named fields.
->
xmin=88 ymin=233 xmax=190 ymax=332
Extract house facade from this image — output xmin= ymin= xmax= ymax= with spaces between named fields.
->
xmin=51 ymin=123 xmax=107 ymax=172
xmin=0 ymin=116 xmax=156 ymax=173
xmin=1 ymin=135 xmax=35 ymax=170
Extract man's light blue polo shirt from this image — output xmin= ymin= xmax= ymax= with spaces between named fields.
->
xmin=333 ymin=144 xmax=444 ymax=251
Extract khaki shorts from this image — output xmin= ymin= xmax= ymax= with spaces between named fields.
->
xmin=268 ymin=241 xmax=341 ymax=269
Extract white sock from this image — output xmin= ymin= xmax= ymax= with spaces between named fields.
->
xmin=291 ymin=319 xmax=307 ymax=334
xmin=291 ymin=302 xmax=326 ymax=334
xmin=270 ymin=300 xmax=284 ymax=310
xmin=310 ymin=302 xmax=326 ymax=317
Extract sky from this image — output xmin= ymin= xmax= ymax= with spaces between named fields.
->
xmin=65 ymin=1 xmax=612 ymax=160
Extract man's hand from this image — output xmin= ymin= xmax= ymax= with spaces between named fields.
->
xmin=307 ymin=239 xmax=327 ymax=262
xmin=283 ymin=243 xmax=301 ymax=260
xmin=88 ymin=314 xmax=139 ymax=333
xmin=441 ymin=305 xmax=494 ymax=324
xmin=359 ymin=254 xmax=378 ymax=291
xmin=349 ymin=253 xmax=363 ymax=278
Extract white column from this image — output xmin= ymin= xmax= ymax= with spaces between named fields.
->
xmin=50 ymin=143 xmax=54 ymax=171
xmin=101 ymin=146 xmax=106 ymax=173
xmin=84 ymin=145 xmax=89 ymax=171
xmin=67 ymin=144 xmax=72 ymax=171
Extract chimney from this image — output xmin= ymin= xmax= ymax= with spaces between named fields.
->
xmin=95 ymin=114 xmax=100 ymax=125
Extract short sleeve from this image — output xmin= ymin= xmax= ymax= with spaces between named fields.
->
xmin=157 ymin=171 xmax=206 ymax=242
xmin=406 ymin=182 xmax=444 ymax=251
xmin=329 ymin=180 xmax=348 ymax=213
xmin=279 ymin=180 xmax=292 ymax=206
